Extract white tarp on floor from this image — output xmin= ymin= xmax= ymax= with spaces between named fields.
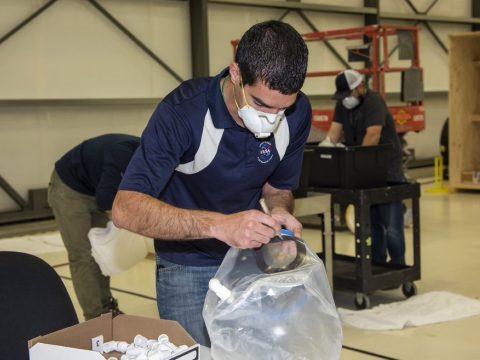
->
xmin=0 ymin=231 xmax=64 ymax=254
xmin=338 ymin=291 xmax=480 ymax=330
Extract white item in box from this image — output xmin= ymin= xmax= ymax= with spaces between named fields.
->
xmin=29 ymin=313 xmax=199 ymax=360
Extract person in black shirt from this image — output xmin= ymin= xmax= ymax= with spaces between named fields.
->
xmin=325 ymin=70 xmax=406 ymax=265
xmin=48 ymin=134 xmax=140 ymax=319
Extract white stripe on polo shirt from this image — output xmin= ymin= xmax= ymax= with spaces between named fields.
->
xmin=274 ymin=117 xmax=289 ymax=161
xmin=175 ymin=110 xmax=290 ymax=175
xmin=176 ymin=109 xmax=224 ymax=175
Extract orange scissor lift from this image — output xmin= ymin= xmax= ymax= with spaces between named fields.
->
xmin=302 ymin=24 xmax=426 ymax=137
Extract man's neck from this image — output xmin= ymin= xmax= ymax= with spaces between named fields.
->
xmin=222 ymin=76 xmax=245 ymax=128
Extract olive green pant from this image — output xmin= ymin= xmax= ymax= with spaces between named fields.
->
xmin=48 ymin=170 xmax=112 ymax=320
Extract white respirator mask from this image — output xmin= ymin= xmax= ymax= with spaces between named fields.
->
xmin=235 ymin=82 xmax=284 ymax=138
xmin=342 ymin=96 xmax=360 ymax=110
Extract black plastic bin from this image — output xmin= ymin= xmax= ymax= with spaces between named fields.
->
xmin=293 ymin=147 xmax=315 ymax=198
xmin=305 ymin=144 xmax=392 ymax=189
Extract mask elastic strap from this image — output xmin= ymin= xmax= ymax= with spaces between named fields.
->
xmin=240 ymin=80 xmax=250 ymax=109
xmin=232 ymin=78 xmax=241 ymax=111
xmin=233 ymin=79 xmax=251 ymax=111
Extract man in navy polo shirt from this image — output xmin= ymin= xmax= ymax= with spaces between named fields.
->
xmin=112 ymin=20 xmax=311 ymax=345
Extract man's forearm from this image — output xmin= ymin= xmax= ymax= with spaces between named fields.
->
xmin=362 ymin=125 xmax=382 ymax=146
xmin=362 ymin=132 xmax=380 ymax=146
xmin=262 ymin=183 xmax=294 ymax=214
xmin=112 ymin=190 xmax=221 ymax=240
xmin=327 ymin=122 xmax=343 ymax=144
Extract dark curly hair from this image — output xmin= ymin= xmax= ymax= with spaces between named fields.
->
xmin=235 ymin=20 xmax=308 ymax=95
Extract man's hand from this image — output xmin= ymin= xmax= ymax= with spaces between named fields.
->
xmin=212 ymin=210 xmax=281 ymax=249
xmin=270 ymin=208 xmax=303 ymax=238
xmin=261 ymin=183 xmax=301 ymax=238
xmin=318 ymin=136 xmax=336 ymax=147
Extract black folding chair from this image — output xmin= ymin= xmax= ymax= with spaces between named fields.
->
xmin=0 ymin=251 xmax=79 ymax=360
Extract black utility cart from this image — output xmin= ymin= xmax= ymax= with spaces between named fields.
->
xmin=301 ymin=144 xmax=421 ymax=309
xmin=310 ymin=183 xmax=421 ymax=309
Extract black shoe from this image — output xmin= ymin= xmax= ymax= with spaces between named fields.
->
xmin=107 ymin=297 xmax=124 ymax=317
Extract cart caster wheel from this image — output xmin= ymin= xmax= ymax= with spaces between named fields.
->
xmin=401 ymin=282 xmax=417 ymax=298
xmin=354 ymin=293 xmax=371 ymax=309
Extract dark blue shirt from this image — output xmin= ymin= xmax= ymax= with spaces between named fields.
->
xmin=333 ymin=90 xmax=404 ymax=182
xmin=55 ymin=134 xmax=140 ymax=211
xmin=119 ymin=68 xmax=312 ymax=266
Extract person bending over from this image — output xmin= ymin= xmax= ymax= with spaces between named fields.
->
xmin=48 ymin=133 xmax=140 ymax=319
xmin=112 ymin=20 xmax=311 ymax=345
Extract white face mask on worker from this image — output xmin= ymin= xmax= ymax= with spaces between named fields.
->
xmin=235 ymin=83 xmax=284 ymax=138
xmin=342 ymin=96 xmax=360 ymax=109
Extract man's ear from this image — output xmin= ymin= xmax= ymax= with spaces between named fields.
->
xmin=229 ymin=63 xmax=241 ymax=85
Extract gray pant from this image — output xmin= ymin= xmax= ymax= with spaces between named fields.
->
xmin=48 ymin=170 xmax=111 ymax=320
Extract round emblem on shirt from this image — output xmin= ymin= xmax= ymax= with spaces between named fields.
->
xmin=257 ymin=142 xmax=273 ymax=164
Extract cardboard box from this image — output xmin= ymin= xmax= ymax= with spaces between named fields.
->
xmin=29 ymin=313 xmax=199 ymax=360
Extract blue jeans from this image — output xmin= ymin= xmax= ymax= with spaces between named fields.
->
xmin=370 ymin=201 xmax=406 ymax=265
xmin=155 ymin=255 xmax=219 ymax=346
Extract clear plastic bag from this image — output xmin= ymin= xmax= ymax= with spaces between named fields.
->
xmin=203 ymin=232 xmax=342 ymax=360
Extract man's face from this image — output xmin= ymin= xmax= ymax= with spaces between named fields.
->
xmin=350 ymin=82 xmax=365 ymax=98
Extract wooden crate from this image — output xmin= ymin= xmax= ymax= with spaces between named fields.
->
xmin=449 ymin=32 xmax=480 ymax=190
